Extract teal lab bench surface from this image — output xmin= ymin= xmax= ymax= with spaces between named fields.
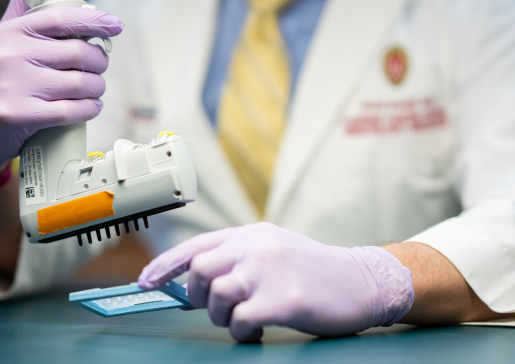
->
xmin=1 ymin=285 xmax=514 ymax=364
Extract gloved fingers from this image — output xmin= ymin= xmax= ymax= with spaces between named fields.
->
xmin=23 ymin=7 xmax=124 ymax=39
xmin=187 ymin=244 xmax=244 ymax=308
xmin=29 ymin=98 xmax=103 ymax=128
xmin=38 ymin=39 xmax=109 ymax=74
xmin=138 ymin=228 xmax=233 ymax=290
xmin=229 ymin=297 xmax=279 ymax=343
xmin=1 ymin=0 xmax=30 ymax=22
xmin=33 ymin=69 xmax=106 ymax=101
xmin=207 ymin=272 xmax=251 ymax=327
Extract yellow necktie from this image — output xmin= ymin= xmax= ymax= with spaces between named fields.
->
xmin=218 ymin=0 xmax=292 ymax=217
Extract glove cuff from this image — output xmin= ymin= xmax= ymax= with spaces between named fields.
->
xmin=350 ymin=246 xmax=414 ymax=327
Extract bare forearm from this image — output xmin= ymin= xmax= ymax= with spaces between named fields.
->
xmin=0 ymin=170 xmax=22 ymax=283
xmin=383 ymin=242 xmax=513 ymax=324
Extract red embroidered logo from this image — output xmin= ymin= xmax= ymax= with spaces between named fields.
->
xmin=384 ymin=46 xmax=408 ymax=85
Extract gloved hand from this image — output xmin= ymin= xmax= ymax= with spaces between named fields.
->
xmin=0 ymin=0 xmax=124 ymax=164
xmin=139 ymin=222 xmax=414 ymax=342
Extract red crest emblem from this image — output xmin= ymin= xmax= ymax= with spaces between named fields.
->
xmin=384 ymin=46 xmax=408 ymax=85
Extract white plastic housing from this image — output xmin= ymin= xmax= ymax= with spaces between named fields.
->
xmin=19 ymin=134 xmax=197 ymax=244
xmin=25 ymin=0 xmax=88 ymax=14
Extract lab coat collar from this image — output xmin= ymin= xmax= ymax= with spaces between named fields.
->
xmin=266 ymin=0 xmax=412 ymax=221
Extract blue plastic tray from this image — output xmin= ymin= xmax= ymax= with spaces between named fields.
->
xmin=69 ymin=280 xmax=192 ymax=317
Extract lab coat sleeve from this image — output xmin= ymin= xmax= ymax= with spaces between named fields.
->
xmin=407 ymin=0 xmax=515 ymax=313
xmin=0 ymin=235 xmax=111 ymax=300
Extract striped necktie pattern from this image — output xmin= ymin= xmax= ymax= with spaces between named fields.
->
xmin=218 ymin=0 xmax=292 ymax=216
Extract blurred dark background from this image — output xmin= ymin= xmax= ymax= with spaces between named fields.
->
xmin=0 ymin=0 xmax=152 ymax=283
xmin=1 ymin=0 xmax=8 ymax=17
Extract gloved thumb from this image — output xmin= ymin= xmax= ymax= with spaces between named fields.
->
xmin=1 ymin=0 xmax=30 ymax=22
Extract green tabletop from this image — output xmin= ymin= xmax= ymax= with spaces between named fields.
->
xmin=1 ymin=285 xmax=514 ymax=364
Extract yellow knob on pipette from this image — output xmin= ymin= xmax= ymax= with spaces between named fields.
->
xmin=157 ymin=131 xmax=175 ymax=137
xmin=87 ymin=152 xmax=105 ymax=158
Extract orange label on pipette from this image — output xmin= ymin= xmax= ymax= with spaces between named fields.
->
xmin=38 ymin=191 xmax=115 ymax=235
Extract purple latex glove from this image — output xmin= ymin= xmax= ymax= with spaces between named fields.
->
xmin=139 ymin=222 xmax=414 ymax=342
xmin=0 ymin=0 xmax=124 ymax=164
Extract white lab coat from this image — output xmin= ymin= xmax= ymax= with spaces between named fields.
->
xmin=4 ymin=0 xmax=515 ymax=313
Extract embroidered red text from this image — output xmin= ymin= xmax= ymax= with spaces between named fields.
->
xmin=344 ymin=98 xmax=446 ymax=135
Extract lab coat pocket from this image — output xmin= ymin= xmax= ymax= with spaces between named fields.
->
xmin=401 ymin=129 xmax=461 ymax=226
